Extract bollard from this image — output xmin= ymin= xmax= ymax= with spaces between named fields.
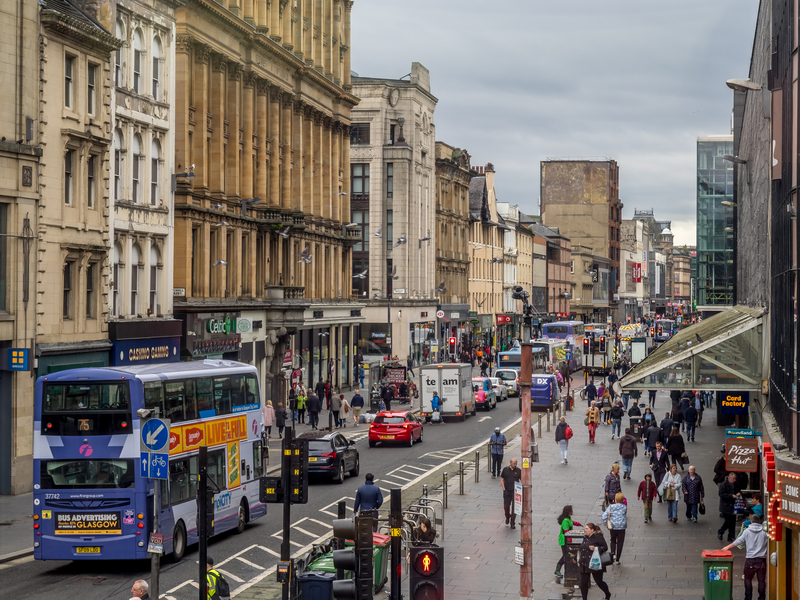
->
xmin=558 ymin=402 xmax=562 ymax=420
xmin=443 ymin=472 xmax=448 ymax=509
xmin=487 ymin=443 xmax=492 ymax=473
xmin=538 ymin=413 xmax=542 ymax=437
xmin=475 ymin=450 xmax=480 ymax=483
xmin=459 ymin=461 xmax=465 ymax=495
xmin=547 ymin=409 xmax=551 ymax=432
xmin=552 ymin=407 xmax=557 ymax=425
xmin=422 ymin=484 xmax=428 ymax=505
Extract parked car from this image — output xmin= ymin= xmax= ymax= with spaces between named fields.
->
xmin=297 ymin=431 xmax=360 ymax=484
xmin=471 ymin=378 xmax=498 ymax=410
xmin=494 ymin=369 xmax=519 ymax=396
xmin=368 ymin=411 xmax=423 ymax=447
xmin=487 ymin=376 xmax=510 ymax=401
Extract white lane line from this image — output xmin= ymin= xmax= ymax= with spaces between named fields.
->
xmin=236 ymin=556 xmax=264 ymax=569
xmin=395 ymin=464 xmax=431 ymax=473
xmin=160 ymin=579 xmax=194 ymax=597
xmin=188 ymin=581 xmax=200 ymax=589
xmin=292 ymin=525 xmax=322 ymax=538
xmin=218 ymin=569 xmax=245 ymax=583
xmin=257 ymin=546 xmax=281 ymax=558
xmin=375 ymin=478 xmax=405 ymax=487
xmin=382 ymin=472 xmax=413 ymax=481
xmin=307 ymin=517 xmax=336 ymax=528
xmin=378 ymin=487 xmax=392 ymax=495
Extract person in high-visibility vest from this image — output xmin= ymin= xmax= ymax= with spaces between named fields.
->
xmin=206 ymin=556 xmax=230 ymax=600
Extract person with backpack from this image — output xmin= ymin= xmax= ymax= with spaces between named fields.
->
xmin=430 ymin=392 xmax=444 ymax=424
xmin=618 ymin=427 xmax=638 ymax=480
xmin=555 ymin=416 xmax=573 ymax=465
xmin=207 ymin=556 xmax=230 ymax=600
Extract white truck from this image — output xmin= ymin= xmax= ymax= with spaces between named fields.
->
xmin=419 ymin=363 xmax=476 ymax=422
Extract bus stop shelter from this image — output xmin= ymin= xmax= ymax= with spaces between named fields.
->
xmin=619 ymin=306 xmax=764 ymax=396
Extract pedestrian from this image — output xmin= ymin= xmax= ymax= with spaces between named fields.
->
xmin=665 ymin=427 xmax=687 ymax=471
xmin=659 ymin=463 xmax=682 ymax=523
xmin=489 ymin=427 xmax=507 ymax=476
xmin=695 ymin=392 xmax=705 ymax=427
xmin=671 ymin=403 xmax=684 ymax=434
xmin=684 ymin=401 xmax=698 ymax=442
xmin=350 ymin=389 xmax=364 ymax=426
xmin=597 ymin=382 xmax=606 ymax=402
xmin=637 ymin=473 xmax=657 ymax=523
xmin=383 ymin=384 xmax=393 ymax=412
xmin=585 ymin=401 xmax=601 ymax=443
xmin=659 ymin=412 xmax=674 ymax=444
xmin=629 ymin=388 xmax=641 ymax=410
xmin=602 ymin=492 xmax=628 ymax=564
xmin=627 ymin=401 xmax=642 ymax=417
xmin=263 ymin=400 xmax=275 ymax=438
xmin=130 ymin=580 xmax=151 ymax=600
xmin=324 ymin=378 xmax=333 ymax=409
xmin=315 ymin=377 xmax=326 ymax=407
xmin=554 ymin=505 xmax=582 ymax=577
xmin=610 ymin=400 xmax=624 ymax=440
xmin=354 ymin=473 xmax=384 ymax=532
xmin=577 ymin=523 xmax=612 ymax=600
xmin=288 ymin=388 xmax=298 ymax=422
xmin=431 ymin=391 xmax=444 ymax=424
xmin=722 ymin=515 xmax=768 ymax=600
xmin=585 ymin=380 xmax=597 ymax=406
xmin=480 ymin=359 xmax=489 ymax=377
xmin=601 ymin=391 xmax=613 ymax=425
xmin=647 ymin=389 xmax=657 ymax=408
xmin=411 ymin=515 xmax=437 ymax=545
xmin=555 ymin=416 xmax=573 ymax=465
xmin=642 ymin=406 xmax=655 ymax=427
xmin=670 ymin=389 xmax=681 ymax=408
xmin=340 ymin=395 xmax=349 ymax=428
xmin=607 ymin=370 xmax=618 ymax=401
xmin=406 ymin=355 xmax=416 ymax=378
xmin=681 ymin=465 xmax=705 ymax=522
xmin=306 ymin=392 xmax=321 ymax=430
xmin=358 ymin=364 xmax=365 ymax=388
xmin=331 ymin=393 xmax=342 ymax=428
xmin=717 ymin=472 xmax=742 ymax=542
xmin=679 ymin=394 xmax=692 ymax=427
xmin=274 ymin=402 xmax=287 ymax=437
xmin=618 ymin=427 xmax=638 ymax=480
xmin=206 ymin=556 xmax=229 ymax=600
xmin=713 ymin=446 xmax=728 ymax=484
xmin=500 ymin=458 xmax=521 ymax=529
xmin=604 ymin=464 xmax=622 ymax=508
xmin=649 ymin=440 xmax=670 ymax=502
xmin=643 ymin=419 xmax=661 ymax=457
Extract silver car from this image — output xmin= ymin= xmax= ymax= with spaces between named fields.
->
xmin=494 ymin=369 xmax=519 ymax=397
xmin=487 ymin=376 xmax=510 ymax=401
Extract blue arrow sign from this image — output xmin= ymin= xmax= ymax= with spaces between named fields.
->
xmin=140 ymin=452 xmax=151 ymax=478
xmin=141 ymin=419 xmax=170 ymax=452
xmin=148 ymin=453 xmax=169 ymax=480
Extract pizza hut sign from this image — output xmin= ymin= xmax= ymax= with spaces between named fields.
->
xmin=725 ymin=437 xmax=759 ymax=473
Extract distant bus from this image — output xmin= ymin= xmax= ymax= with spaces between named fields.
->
xmin=655 ymin=319 xmax=676 ymax=342
xmin=497 ymin=347 xmax=547 ymax=372
xmin=532 ymin=339 xmax=569 ymax=371
xmin=541 ymin=321 xmax=585 ymax=370
xmin=33 ymin=360 xmax=267 ymax=561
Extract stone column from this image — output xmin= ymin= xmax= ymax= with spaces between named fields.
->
xmin=304 ymin=106 xmax=315 ymax=215
xmin=313 ymin=0 xmax=323 ymax=70
xmin=343 ymin=1 xmax=352 ymax=89
xmin=314 ymin=111 xmax=324 ymax=218
xmin=342 ymin=125 xmax=350 ymax=215
xmin=192 ymin=43 xmax=211 ymax=191
xmin=322 ymin=116 xmax=332 ymax=221
xmin=270 ymin=0 xmax=281 ymax=41
xmin=303 ymin=0 xmax=313 ymax=61
xmin=226 ymin=62 xmax=243 ymax=198
xmin=256 ymin=79 xmax=269 ymax=203
xmin=209 ymin=53 xmax=226 ymax=195
xmin=269 ymin=85 xmax=282 ymax=208
xmin=256 ymin=0 xmax=267 ymax=30
xmin=332 ymin=121 xmax=341 ymax=219
xmin=241 ymin=72 xmax=256 ymax=199
xmin=281 ymin=92 xmax=293 ymax=210
xmin=244 ymin=0 xmax=255 ymax=24
xmin=228 ymin=0 xmax=241 ymax=18
xmin=201 ymin=221 xmax=211 ymax=297
xmin=293 ymin=0 xmax=303 ymax=58
xmin=282 ymin=0 xmax=292 ymax=49
xmin=324 ymin=0 xmax=333 ymax=78
xmin=292 ymin=99 xmax=305 ymax=213
xmin=175 ymin=36 xmax=193 ymax=175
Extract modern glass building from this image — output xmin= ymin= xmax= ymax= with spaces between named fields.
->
xmin=696 ymin=135 xmax=734 ymax=309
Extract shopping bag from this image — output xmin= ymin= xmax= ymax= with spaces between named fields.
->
xmin=664 ymin=487 xmax=676 ymax=501
xmin=589 ymin=547 xmax=602 ymax=570
xmin=584 ymin=416 xmax=590 ymax=426
xmin=431 ymin=410 xmax=441 ymax=423
xmin=734 ymin=497 xmax=746 ymax=514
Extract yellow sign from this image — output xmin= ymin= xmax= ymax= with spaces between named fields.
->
xmin=522 ymin=458 xmax=531 ymax=468
xmin=41 ymin=510 xmax=52 ymax=519
xmin=227 ymin=440 xmax=241 ymax=488
xmin=391 ymin=528 xmax=402 ymax=538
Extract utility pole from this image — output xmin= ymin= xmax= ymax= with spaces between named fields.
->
xmin=281 ymin=427 xmax=293 ymax=600
xmin=389 ymin=488 xmax=402 ymax=600
xmin=519 ymin=342 xmax=533 ymax=599
xmin=151 ymin=481 xmax=160 ymax=600
xmin=198 ymin=447 xmax=209 ymax=600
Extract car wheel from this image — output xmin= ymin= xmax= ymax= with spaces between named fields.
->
xmin=408 ymin=434 xmax=414 ymax=447
xmin=171 ymin=521 xmax=186 ymax=562
xmin=369 ymin=440 xmax=376 ymax=448
xmin=349 ymin=455 xmax=360 ymax=477
xmin=335 ymin=461 xmax=345 ymax=483
xmin=236 ymin=502 xmax=247 ymax=534
xmin=471 ymin=403 xmax=477 ymax=416
xmin=417 ymin=428 xmax=423 ymax=443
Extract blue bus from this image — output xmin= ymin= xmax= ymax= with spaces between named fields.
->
xmin=33 ymin=360 xmax=267 ymax=561
xmin=541 ymin=321 xmax=585 ymax=370
xmin=497 ymin=347 xmax=547 ymax=371
xmin=655 ymin=319 xmax=676 ymax=343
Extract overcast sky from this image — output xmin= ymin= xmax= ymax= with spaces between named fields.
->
xmin=350 ymin=0 xmax=758 ymax=246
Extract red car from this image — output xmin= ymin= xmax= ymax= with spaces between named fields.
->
xmin=368 ymin=411 xmax=423 ymax=447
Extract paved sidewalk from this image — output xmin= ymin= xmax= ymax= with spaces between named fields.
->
xmin=0 ymin=492 xmax=33 ymax=562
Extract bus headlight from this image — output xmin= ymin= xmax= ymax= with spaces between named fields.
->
xmin=138 ymin=541 xmax=144 ymax=547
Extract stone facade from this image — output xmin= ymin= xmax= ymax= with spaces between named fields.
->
xmin=496 ymin=203 xmax=534 ymax=319
xmin=672 ymin=251 xmax=691 ymax=305
xmin=527 ymin=221 xmax=572 ymax=317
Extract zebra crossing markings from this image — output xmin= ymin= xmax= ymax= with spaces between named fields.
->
xmin=218 ymin=569 xmax=245 ymax=583
xmin=320 ymin=496 xmax=356 ymax=517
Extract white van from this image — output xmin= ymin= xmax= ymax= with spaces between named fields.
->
xmin=419 ymin=363 xmax=475 ymax=422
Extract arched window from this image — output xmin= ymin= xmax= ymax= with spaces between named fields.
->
xmin=132 ymin=134 xmax=142 ymax=203
xmin=149 ymin=245 xmax=159 ymax=315
xmin=152 ymin=36 xmax=162 ymax=101
xmin=112 ymin=242 xmax=123 ymax=316
xmin=130 ymin=244 xmax=141 ymax=314
xmin=133 ymin=29 xmax=143 ymax=94
xmin=115 ymin=20 xmax=125 ymax=87
xmin=114 ymin=128 xmax=124 ymax=201
xmin=150 ymin=138 xmax=160 ymax=205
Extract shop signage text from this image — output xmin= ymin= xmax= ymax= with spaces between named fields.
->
xmin=113 ymin=338 xmax=180 ymax=366
xmin=496 ymin=315 xmax=512 ymax=325
xmin=207 ymin=317 xmax=238 ymax=334
xmin=778 ymin=471 xmax=800 ymax=526
xmin=718 ymin=391 xmax=749 ymax=415
xmin=725 ymin=437 xmax=758 ymax=473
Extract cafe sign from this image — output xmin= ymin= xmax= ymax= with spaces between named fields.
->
xmin=777 ymin=470 xmax=800 ymax=527
xmin=725 ymin=437 xmax=759 ymax=473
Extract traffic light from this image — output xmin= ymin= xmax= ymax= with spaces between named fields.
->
xmin=332 ymin=516 xmax=374 ymax=600
xmin=409 ymin=546 xmax=445 ymax=600
xmin=650 ymin=327 xmax=655 ymax=337
xmin=448 ymin=337 xmax=456 ymax=355
xmin=598 ymin=336 xmax=606 ymax=353
xmin=582 ymin=338 xmax=589 ymax=355
xmin=657 ymin=326 xmax=663 ymax=338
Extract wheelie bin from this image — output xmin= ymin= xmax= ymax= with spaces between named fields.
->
xmin=306 ymin=532 xmax=390 ymax=593
xmin=701 ymin=549 xmax=734 ymax=600
xmin=297 ymin=570 xmax=335 ymax=600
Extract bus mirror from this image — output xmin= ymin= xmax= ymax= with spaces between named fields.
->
xmin=136 ymin=408 xmax=152 ymax=419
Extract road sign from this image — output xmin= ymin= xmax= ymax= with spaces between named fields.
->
xmin=141 ymin=418 xmax=170 ymax=452
xmin=514 ymin=545 xmax=524 ymax=566
xmin=140 ymin=452 xmax=151 ymax=478
xmin=148 ymin=452 xmax=169 ymax=479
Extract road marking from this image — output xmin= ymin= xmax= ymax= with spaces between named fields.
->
xmin=218 ymin=569 xmax=245 ymax=583
xmin=257 ymin=546 xmax=281 ymax=558
xmin=292 ymin=525 xmax=324 ymax=538
xmin=188 ymin=581 xmax=200 ymax=589
xmin=319 ymin=496 xmax=355 ymax=517
xmin=478 ymin=416 xmax=492 ymax=422
xmin=236 ymin=556 xmax=264 ymax=569
xmin=382 ymin=472 xmax=413 ymax=482
xmin=307 ymin=517 xmax=336 ymax=528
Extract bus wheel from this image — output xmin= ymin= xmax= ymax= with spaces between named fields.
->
xmin=236 ymin=502 xmax=248 ymax=534
xmin=172 ymin=522 xmax=186 ymax=562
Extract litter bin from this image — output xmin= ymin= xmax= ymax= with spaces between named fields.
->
xmin=701 ymin=549 xmax=734 ymax=600
xmin=562 ymin=532 xmax=583 ymax=587
xmin=306 ymin=532 xmax=390 ymax=593
xmin=629 ymin=417 xmax=643 ymax=441
xmin=298 ymin=570 xmax=335 ymax=600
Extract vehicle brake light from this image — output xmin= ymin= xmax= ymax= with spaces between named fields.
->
xmin=456 ymin=412 xmax=462 ymax=416
xmin=33 ymin=523 xmax=39 ymax=529
xmin=321 ymin=452 xmax=336 ymax=458
xmin=138 ymin=523 xmax=144 ymax=529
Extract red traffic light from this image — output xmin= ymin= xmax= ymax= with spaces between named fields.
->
xmin=413 ymin=549 xmax=440 ymax=576
xmin=449 ymin=337 xmax=456 ymax=345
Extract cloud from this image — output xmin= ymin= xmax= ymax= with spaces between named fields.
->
xmin=351 ymin=0 xmax=757 ymax=246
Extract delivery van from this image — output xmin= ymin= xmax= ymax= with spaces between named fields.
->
xmin=419 ymin=363 xmax=475 ymax=422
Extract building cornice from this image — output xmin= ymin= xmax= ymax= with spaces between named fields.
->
xmin=41 ymin=11 xmax=123 ymax=53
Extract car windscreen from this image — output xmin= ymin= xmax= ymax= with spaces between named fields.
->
xmin=496 ymin=371 xmax=516 ymax=380
xmin=374 ymin=416 xmax=405 ymax=424
xmin=40 ymin=459 xmax=136 ymax=489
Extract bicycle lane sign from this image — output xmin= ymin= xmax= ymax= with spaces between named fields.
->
xmin=148 ymin=452 xmax=169 ymax=479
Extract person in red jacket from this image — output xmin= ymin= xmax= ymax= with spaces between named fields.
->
xmin=637 ymin=473 xmax=657 ymax=523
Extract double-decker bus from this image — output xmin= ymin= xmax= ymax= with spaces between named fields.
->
xmin=541 ymin=321 xmax=585 ymax=370
xmin=497 ymin=347 xmax=547 ymax=372
xmin=655 ymin=319 xmax=676 ymax=343
xmin=33 ymin=360 xmax=267 ymax=561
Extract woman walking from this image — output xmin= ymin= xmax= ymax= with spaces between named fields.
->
xmin=274 ymin=402 xmax=287 ymax=438
xmin=604 ymin=464 xmax=622 ymax=508
xmin=602 ymin=492 xmax=628 ymax=564
xmin=578 ymin=523 xmax=612 ymax=600
xmin=643 ymin=406 xmax=656 ymax=428
xmin=637 ymin=473 xmax=657 ymax=523
xmin=665 ymin=427 xmax=687 ymax=471
xmin=296 ymin=388 xmax=307 ymax=424
xmin=263 ymin=400 xmax=275 ymax=438
xmin=660 ymin=463 xmax=682 ymax=523
xmin=554 ymin=505 xmax=581 ymax=577
xmin=601 ymin=390 xmax=613 ymax=424
xmin=555 ymin=416 xmax=573 ymax=465
xmin=585 ymin=401 xmax=601 ymax=443
xmin=681 ymin=465 xmax=705 ymax=522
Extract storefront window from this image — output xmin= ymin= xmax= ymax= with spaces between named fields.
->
xmin=341 ymin=344 xmax=349 ymax=384
xmin=359 ymin=323 xmax=390 ymax=359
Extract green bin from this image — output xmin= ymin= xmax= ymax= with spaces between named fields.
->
xmin=701 ymin=549 xmax=734 ymax=600
xmin=306 ymin=532 xmax=390 ymax=593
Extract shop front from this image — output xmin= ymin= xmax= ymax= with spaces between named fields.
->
xmin=437 ymin=304 xmax=470 ymax=360
xmin=495 ymin=313 xmax=515 ymax=350
xmin=35 ymin=341 xmax=112 ymax=376
xmin=108 ymin=319 xmax=182 ymax=367
xmin=409 ymin=319 xmax=436 ymax=366
xmin=179 ymin=311 xmax=242 ymax=361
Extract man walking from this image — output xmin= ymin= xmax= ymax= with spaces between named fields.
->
xmin=407 ymin=355 xmax=415 ymax=378
xmin=489 ymin=427 xmax=506 ymax=477
xmin=649 ymin=441 xmax=670 ymax=502
xmin=684 ymin=401 xmax=698 ymax=442
xmin=659 ymin=412 xmax=674 ymax=444
xmin=500 ymin=459 xmax=521 ymax=529
xmin=585 ymin=380 xmax=597 ymax=406
xmin=647 ymin=389 xmax=657 ymax=408
xmin=315 ymin=377 xmax=326 ymax=408
xmin=722 ymin=515 xmax=768 ymax=600
xmin=354 ymin=473 xmax=384 ymax=531
xmin=350 ymin=390 xmax=364 ymax=426
xmin=306 ymin=391 xmax=322 ymax=430
xmin=618 ymin=427 xmax=638 ymax=480
xmin=717 ymin=472 xmax=742 ymax=542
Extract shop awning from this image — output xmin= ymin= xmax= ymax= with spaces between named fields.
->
xmin=620 ymin=305 xmax=763 ymax=391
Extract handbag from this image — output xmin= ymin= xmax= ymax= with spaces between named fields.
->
xmin=699 ymin=502 xmax=706 ymax=515
xmin=606 ymin=515 xmax=613 ymax=530
xmin=734 ymin=497 xmax=746 ymax=514
xmin=584 ymin=416 xmax=590 ymax=426
xmin=600 ymin=551 xmax=613 ymax=567
xmin=664 ymin=487 xmax=676 ymax=501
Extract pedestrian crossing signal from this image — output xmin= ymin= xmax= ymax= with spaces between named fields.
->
xmin=409 ymin=546 xmax=444 ymax=600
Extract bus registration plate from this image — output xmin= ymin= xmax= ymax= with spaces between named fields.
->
xmin=76 ymin=547 xmax=100 ymax=554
